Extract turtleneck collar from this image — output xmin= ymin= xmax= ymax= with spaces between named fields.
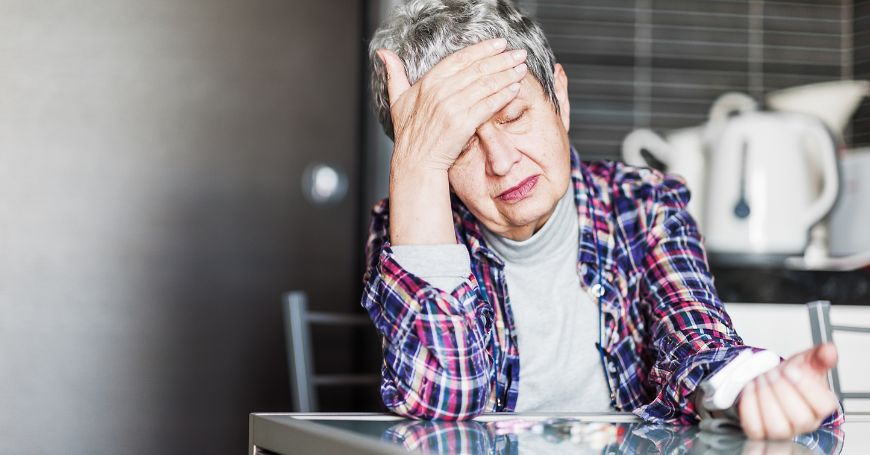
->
xmin=480 ymin=185 xmax=576 ymax=265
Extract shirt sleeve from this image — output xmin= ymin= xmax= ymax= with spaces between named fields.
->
xmin=631 ymin=176 xmax=844 ymax=426
xmin=632 ymin=174 xmax=753 ymax=424
xmin=360 ymin=200 xmax=494 ymax=420
xmin=391 ymin=244 xmax=471 ymax=292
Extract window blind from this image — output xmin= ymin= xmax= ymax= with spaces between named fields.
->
xmin=516 ymin=0 xmax=861 ymax=160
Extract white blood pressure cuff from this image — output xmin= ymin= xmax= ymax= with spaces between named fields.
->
xmin=697 ymin=349 xmax=781 ymax=433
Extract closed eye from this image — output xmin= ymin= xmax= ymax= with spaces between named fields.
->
xmin=500 ymin=110 xmax=526 ymax=124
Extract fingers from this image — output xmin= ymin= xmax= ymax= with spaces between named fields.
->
xmin=740 ymin=380 xmax=766 ymax=440
xmin=447 ymin=48 xmax=527 ymax=95
xmin=428 ymin=38 xmax=508 ymax=78
xmin=464 ymin=79 xmax=524 ymax=130
xmin=755 ymin=374 xmax=794 ymax=440
xmin=741 ymin=357 xmax=840 ymax=442
xmin=807 ymin=343 xmax=838 ymax=373
xmin=378 ymin=39 xmax=525 ymax=172
xmin=377 ymin=49 xmax=412 ymax=105
xmin=765 ymin=369 xmax=821 ymax=435
xmin=781 ymin=360 xmax=840 ymax=419
xmin=458 ymin=64 xmax=528 ymax=126
xmin=785 ymin=343 xmax=837 ymax=379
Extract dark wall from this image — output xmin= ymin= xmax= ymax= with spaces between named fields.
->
xmin=0 ymin=0 xmax=361 ymax=453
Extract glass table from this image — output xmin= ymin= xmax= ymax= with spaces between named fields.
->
xmin=249 ymin=412 xmax=869 ymax=454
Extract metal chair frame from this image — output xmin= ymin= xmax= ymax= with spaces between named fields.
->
xmin=282 ymin=291 xmax=379 ymax=412
xmin=807 ymin=300 xmax=870 ymax=400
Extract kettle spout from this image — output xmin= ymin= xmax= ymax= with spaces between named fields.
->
xmin=766 ymin=80 xmax=870 ymax=138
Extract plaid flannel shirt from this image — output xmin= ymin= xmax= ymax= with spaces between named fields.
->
xmin=361 ymin=147 xmax=844 ymax=425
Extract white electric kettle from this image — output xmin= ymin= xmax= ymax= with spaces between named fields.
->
xmin=703 ymin=105 xmax=839 ymax=259
xmin=621 ymin=93 xmax=758 ymax=230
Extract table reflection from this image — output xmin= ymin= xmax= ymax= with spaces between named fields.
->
xmin=382 ymin=418 xmax=844 ymax=455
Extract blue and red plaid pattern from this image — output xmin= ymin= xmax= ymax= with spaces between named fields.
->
xmin=361 ymin=147 xmax=844 ymax=426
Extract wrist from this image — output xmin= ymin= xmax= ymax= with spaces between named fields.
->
xmin=388 ymin=161 xmax=455 ymax=246
xmin=389 ymin=143 xmax=452 ymax=197
xmin=391 ymin=138 xmax=455 ymax=174
xmin=389 ymin=164 xmax=451 ymax=213
xmin=390 ymin=163 xmax=449 ymax=190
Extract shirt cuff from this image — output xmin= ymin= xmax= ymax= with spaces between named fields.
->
xmin=697 ymin=350 xmax=780 ymax=428
xmin=391 ymin=243 xmax=472 ymax=292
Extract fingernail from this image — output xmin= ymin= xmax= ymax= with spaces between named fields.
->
xmin=492 ymin=38 xmax=507 ymax=50
xmin=512 ymin=49 xmax=527 ymax=61
xmin=515 ymin=63 xmax=528 ymax=74
xmin=784 ymin=364 xmax=803 ymax=383
xmin=509 ymin=83 xmax=520 ymax=92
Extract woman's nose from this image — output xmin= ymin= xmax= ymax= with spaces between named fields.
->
xmin=479 ymin=129 xmax=521 ymax=176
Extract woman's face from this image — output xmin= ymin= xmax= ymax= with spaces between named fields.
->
xmin=448 ymin=63 xmax=572 ymax=241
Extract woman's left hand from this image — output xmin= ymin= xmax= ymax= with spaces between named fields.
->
xmin=738 ymin=343 xmax=840 ymax=440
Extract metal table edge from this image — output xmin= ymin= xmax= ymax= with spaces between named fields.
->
xmin=249 ymin=413 xmax=409 ymax=455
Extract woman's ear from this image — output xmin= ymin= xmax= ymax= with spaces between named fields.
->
xmin=553 ymin=63 xmax=570 ymax=132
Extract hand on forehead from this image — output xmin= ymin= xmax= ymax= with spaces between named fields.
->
xmin=376 ymin=38 xmax=529 ymax=172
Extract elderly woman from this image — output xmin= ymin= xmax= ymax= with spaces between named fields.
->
xmin=361 ymin=0 xmax=841 ymax=440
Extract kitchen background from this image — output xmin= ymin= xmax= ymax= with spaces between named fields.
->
xmin=0 ymin=0 xmax=868 ymax=454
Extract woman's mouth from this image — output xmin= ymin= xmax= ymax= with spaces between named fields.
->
xmin=497 ymin=175 xmax=539 ymax=202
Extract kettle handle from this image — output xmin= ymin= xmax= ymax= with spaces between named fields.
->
xmin=708 ymin=92 xmax=758 ymax=122
xmin=704 ymin=92 xmax=758 ymax=145
xmin=801 ymin=119 xmax=840 ymax=228
xmin=621 ymin=129 xmax=672 ymax=168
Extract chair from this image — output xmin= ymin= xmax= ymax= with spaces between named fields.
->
xmin=282 ymin=291 xmax=380 ymax=412
xmin=807 ymin=300 xmax=870 ymax=400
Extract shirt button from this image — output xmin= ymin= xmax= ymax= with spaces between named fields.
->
xmin=590 ymin=284 xmax=604 ymax=297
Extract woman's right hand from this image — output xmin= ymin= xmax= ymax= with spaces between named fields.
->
xmin=377 ymin=38 xmax=528 ymax=173
xmin=376 ymin=39 xmax=528 ymax=246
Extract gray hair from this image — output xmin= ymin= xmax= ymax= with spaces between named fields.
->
xmin=369 ymin=0 xmax=559 ymax=140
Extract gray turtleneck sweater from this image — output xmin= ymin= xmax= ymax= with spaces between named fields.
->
xmin=392 ymin=188 xmax=612 ymax=412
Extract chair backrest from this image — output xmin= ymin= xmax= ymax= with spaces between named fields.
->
xmin=807 ymin=300 xmax=870 ymax=401
xmin=282 ymin=291 xmax=317 ymax=412
xmin=281 ymin=291 xmax=379 ymax=412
